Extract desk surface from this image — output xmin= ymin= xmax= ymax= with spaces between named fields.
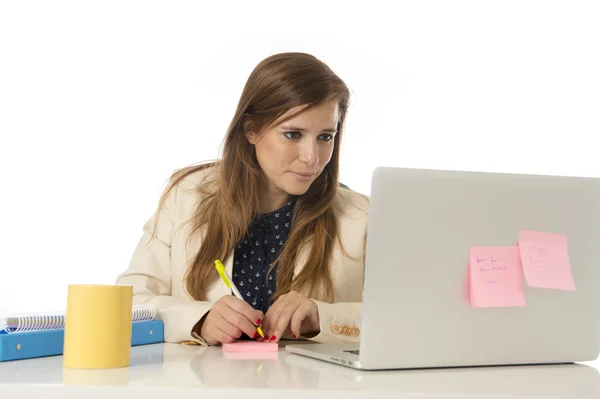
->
xmin=1 ymin=342 xmax=599 ymax=398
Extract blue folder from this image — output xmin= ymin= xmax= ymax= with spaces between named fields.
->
xmin=0 ymin=319 xmax=164 ymax=362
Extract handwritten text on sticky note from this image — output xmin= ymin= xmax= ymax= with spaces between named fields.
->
xmin=469 ymin=246 xmax=526 ymax=308
xmin=518 ymin=230 xmax=576 ymax=291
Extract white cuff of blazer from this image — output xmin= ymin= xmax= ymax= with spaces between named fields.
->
xmin=190 ymin=330 xmax=209 ymax=346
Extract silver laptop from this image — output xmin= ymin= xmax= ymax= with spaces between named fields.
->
xmin=286 ymin=166 xmax=600 ymax=370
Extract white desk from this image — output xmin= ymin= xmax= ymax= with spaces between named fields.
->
xmin=1 ymin=342 xmax=599 ymax=398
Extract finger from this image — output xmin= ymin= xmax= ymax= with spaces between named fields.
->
xmin=261 ymin=310 xmax=272 ymax=339
xmin=224 ymin=296 xmax=265 ymax=327
xmin=290 ymin=300 xmax=314 ymax=338
xmin=207 ymin=324 xmax=238 ymax=344
xmin=213 ymin=312 xmax=243 ymax=340
xmin=262 ymin=294 xmax=287 ymax=339
xmin=202 ymin=313 xmax=238 ymax=345
xmin=222 ymin=303 xmax=261 ymax=338
xmin=264 ymin=296 xmax=291 ymax=340
xmin=271 ymin=300 xmax=299 ymax=342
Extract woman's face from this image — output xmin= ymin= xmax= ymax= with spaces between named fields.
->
xmin=247 ymin=100 xmax=339 ymax=199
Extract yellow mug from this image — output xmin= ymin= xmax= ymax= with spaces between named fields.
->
xmin=63 ymin=284 xmax=133 ymax=369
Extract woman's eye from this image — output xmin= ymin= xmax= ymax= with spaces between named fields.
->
xmin=319 ymin=134 xmax=333 ymax=142
xmin=284 ymin=131 xmax=301 ymax=140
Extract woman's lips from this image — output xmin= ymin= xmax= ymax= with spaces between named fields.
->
xmin=290 ymin=171 xmax=315 ymax=181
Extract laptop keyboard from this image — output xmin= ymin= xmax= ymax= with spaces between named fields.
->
xmin=343 ymin=349 xmax=360 ymax=355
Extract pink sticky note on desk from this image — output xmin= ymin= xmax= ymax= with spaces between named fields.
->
xmin=518 ymin=230 xmax=576 ymax=291
xmin=222 ymin=341 xmax=278 ymax=353
xmin=469 ymin=246 xmax=526 ymax=308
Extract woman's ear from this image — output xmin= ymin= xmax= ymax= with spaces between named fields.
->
xmin=244 ymin=119 xmax=259 ymax=145
xmin=246 ymin=130 xmax=259 ymax=145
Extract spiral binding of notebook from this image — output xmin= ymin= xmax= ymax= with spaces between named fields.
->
xmin=1 ymin=304 xmax=156 ymax=334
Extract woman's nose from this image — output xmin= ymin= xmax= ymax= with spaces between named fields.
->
xmin=298 ymin=139 xmax=318 ymax=166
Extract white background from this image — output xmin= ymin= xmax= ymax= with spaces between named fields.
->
xmin=0 ymin=0 xmax=598 ymax=318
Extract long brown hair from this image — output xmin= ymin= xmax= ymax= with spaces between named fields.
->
xmin=153 ymin=52 xmax=351 ymax=303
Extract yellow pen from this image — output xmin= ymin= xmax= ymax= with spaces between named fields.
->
xmin=214 ymin=259 xmax=264 ymax=338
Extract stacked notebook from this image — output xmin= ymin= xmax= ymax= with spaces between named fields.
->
xmin=0 ymin=304 xmax=164 ymax=362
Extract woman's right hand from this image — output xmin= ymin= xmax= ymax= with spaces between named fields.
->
xmin=199 ymin=296 xmax=264 ymax=345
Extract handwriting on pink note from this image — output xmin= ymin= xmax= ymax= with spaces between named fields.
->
xmin=469 ymin=246 xmax=526 ymax=308
xmin=518 ymin=230 xmax=576 ymax=291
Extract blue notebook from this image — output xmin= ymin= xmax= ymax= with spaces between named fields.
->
xmin=0 ymin=304 xmax=164 ymax=362
xmin=0 ymin=319 xmax=164 ymax=362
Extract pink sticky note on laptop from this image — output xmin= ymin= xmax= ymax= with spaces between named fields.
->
xmin=469 ymin=245 xmax=526 ymax=308
xmin=222 ymin=341 xmax=278 ymax=353
xmin=518 ymin=230 xmax=576 ymax=291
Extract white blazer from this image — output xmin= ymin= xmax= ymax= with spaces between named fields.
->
xmin=116 ymin=166 xmax=370 ymax=345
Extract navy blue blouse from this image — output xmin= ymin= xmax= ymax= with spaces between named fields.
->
xmin=231 ymin=198 xmax=297 ymax=314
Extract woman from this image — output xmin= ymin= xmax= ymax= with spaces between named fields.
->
xmin=116 ymin=52 xmax=369 ymax=346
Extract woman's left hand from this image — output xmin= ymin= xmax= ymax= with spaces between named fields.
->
xmin=261 ymin=291 xmax=320 ymax=342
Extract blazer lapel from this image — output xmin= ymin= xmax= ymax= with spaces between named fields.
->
xmin=293 ymin=243 xmax=311 ymax=279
